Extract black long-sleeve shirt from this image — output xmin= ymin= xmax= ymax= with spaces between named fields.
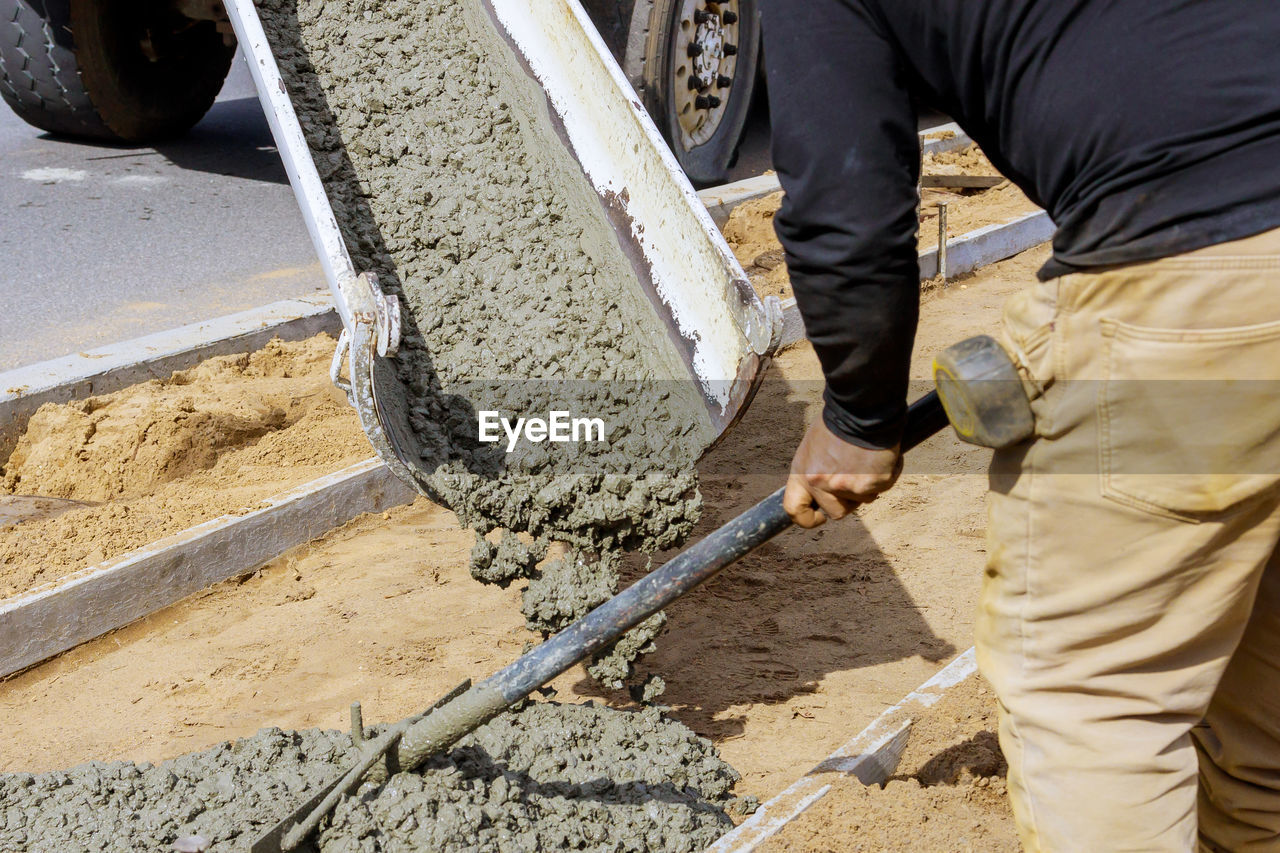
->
xmin=762 ymin=0 xmax=1280 ymax=449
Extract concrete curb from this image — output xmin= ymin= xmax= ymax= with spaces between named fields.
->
xmin=709 ymin=647 xmax=979 ymax=852
xmin=0 ymin=458 xmax=415 ymax=678
xmin=0 ymin=292 xmax=338 ymax=465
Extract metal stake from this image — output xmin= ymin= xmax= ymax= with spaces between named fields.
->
xmin=937 ymin=201 xmax=950 ymax=283
xmin=917 ymin=140 xmax=925 ymax=224
xmin=350 ymin=702 xmax=364 ymax=747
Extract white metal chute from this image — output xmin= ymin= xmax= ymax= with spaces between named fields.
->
xmin=220 ymin=0 xmax=778 ymax=489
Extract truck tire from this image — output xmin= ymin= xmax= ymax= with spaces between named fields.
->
xmin=0 ymin=0 xmax=234 ymax=143
xmin=626 ymin=0 xmax=760 ymax=186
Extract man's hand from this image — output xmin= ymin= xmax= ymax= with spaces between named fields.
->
xmin=784 ymin=419 xmax=903 ymax=528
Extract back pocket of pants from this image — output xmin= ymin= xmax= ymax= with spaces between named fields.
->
xmin=1100 ymin=318 xmax=1280 ymax=519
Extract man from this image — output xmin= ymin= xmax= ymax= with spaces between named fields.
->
xmin=764 ymin=2 xmax=1280 ymax=850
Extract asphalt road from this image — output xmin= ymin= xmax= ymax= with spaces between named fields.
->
xmin=0 ymin=55 xmax=321 ymax=371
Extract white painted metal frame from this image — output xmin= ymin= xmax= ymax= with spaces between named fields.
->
xmin=223 ymin=0 xmax=777 ymax=444
xmin=220 ymin=0 xmax=363 ymax=333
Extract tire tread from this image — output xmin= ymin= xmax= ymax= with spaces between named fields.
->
xmin=0 ymin=0 xmax=116 ymax=138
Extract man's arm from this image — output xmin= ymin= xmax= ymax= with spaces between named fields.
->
xmin=763 ymin=0 xmax=921 ymax=448
xmin=761 ymin=0 xmax=921 ymax=525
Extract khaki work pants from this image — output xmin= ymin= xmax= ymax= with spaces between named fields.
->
xmin=977 ymin=227 xmax=1280 ymax=852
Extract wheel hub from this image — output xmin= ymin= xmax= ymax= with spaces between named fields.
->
xmin=672 ymin=1 xmax=740 ymax=149
xmin=690 ymin=17 xmax=723 ymax=88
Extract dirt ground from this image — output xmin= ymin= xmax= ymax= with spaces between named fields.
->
xmin=0 ymin=244 xmax=1052 ymax=831
xmin=0 ymin=335 xmax=370 ymax=596
xmin=761 ymin=675 xmax=1019 ymax=852
xmin=724 ymin=144 xmax=1039 ymax=300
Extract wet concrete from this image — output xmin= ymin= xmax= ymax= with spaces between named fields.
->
xmin=0 ymin=703 xmax=742 ymax=851
xmin=256 ymin=0 xmax=715 ymax=689
xmin=327 ymin=702 xmax=744 ymax=851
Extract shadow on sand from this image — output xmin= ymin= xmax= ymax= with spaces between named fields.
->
xmin=574 ymin=370 xmax=957 ymax=741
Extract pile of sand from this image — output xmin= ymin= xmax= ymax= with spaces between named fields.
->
xmin=0 ymin=334 xmax=370 ymax=595
xmin=721 ymin=190 xmax=791 ymax=301
xmin=918 ymin=184 xmax=1037 ymax=251
xmin=923 ymin=143 xmax=1003 ymax=177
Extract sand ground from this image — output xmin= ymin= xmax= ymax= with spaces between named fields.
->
xmin=0 ymin=246 xmax=1049 ymax=820
xmin=762 ymin=674 xmax=1018 ymax=852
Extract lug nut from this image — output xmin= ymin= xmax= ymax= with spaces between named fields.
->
xmin=693 ymin=8 xmax=712 ymax=24
xmin=723 ymin=10 xmax=739 ymax=23
xmin=717 ymin=74 xmax=732 ymax=88
xmin=688 ymin=74 xmax=703 ymax=91
xmin=695 ymin=95 xmax=710 ymax=109
xmin=723 ymin=42 xmax=738 ymax=56
xmin=707 ymin=95 xmax=722 ymax=108
xmin=687 ymin=42 xmax=704 ymax=57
